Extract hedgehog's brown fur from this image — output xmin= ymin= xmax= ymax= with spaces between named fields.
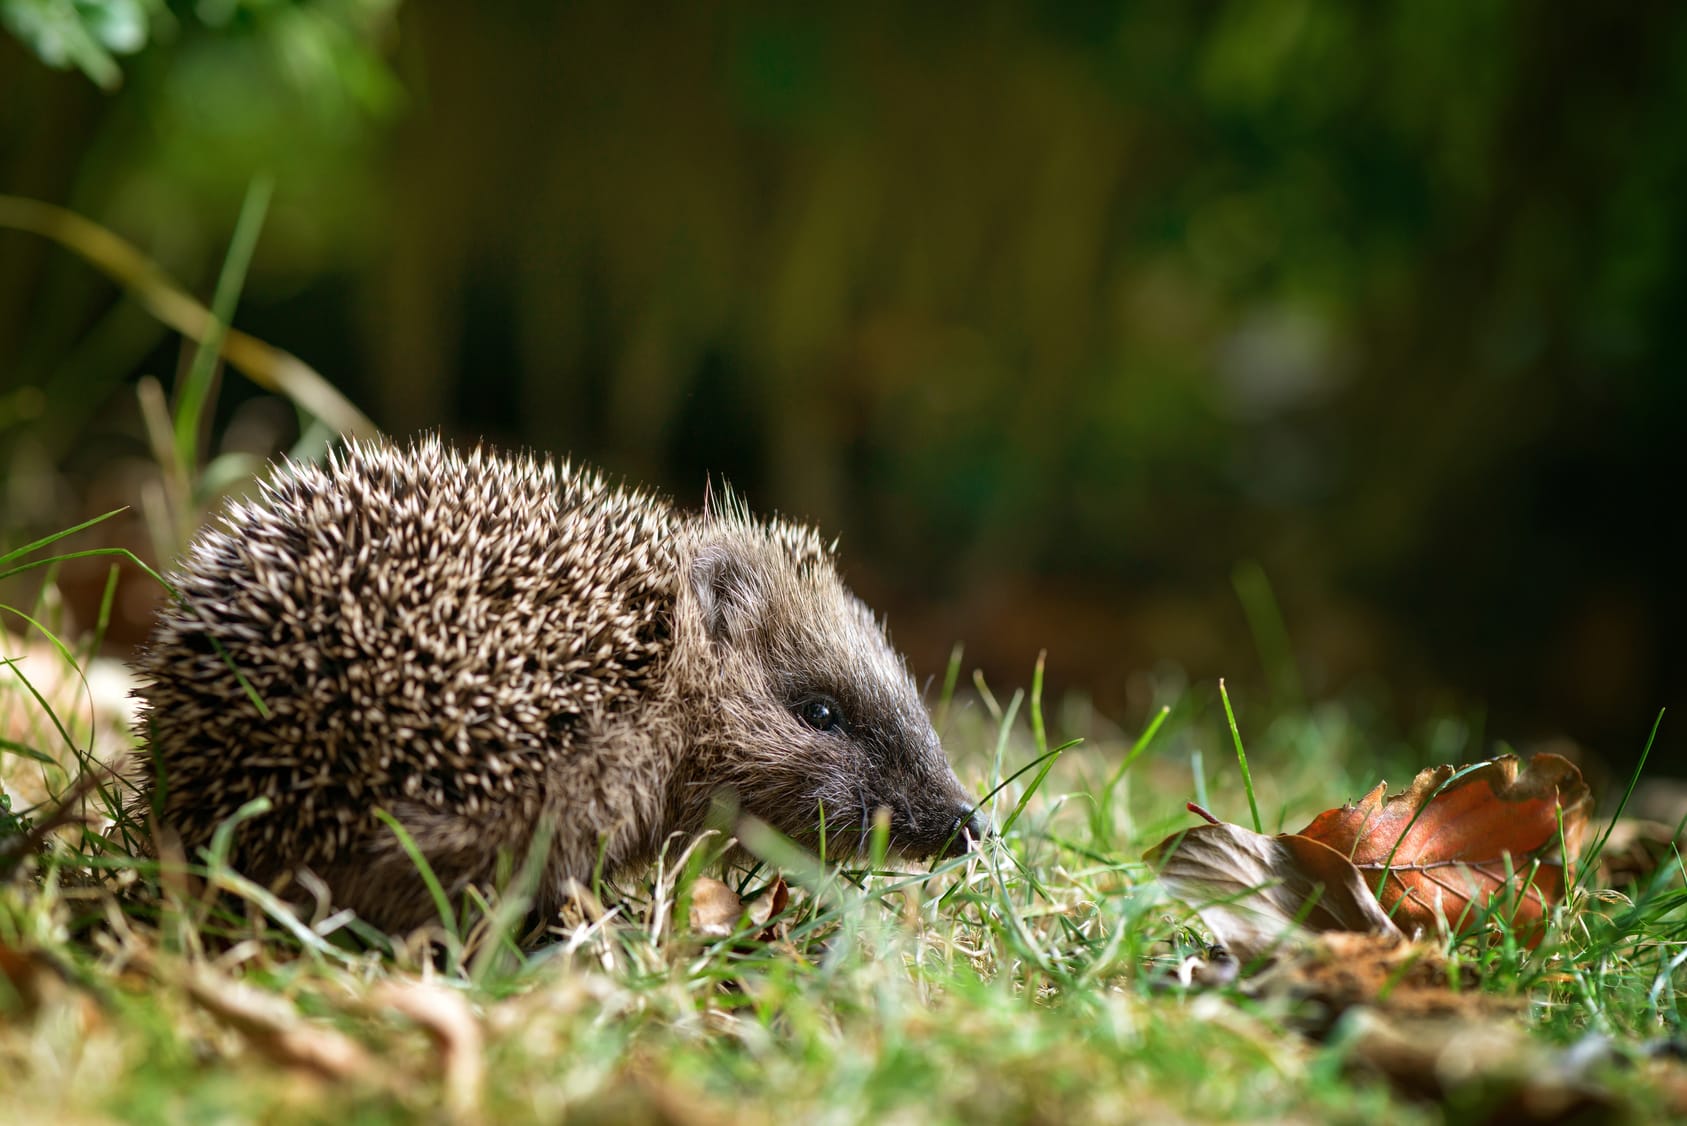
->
xmin=131 ymin=436 xmax=980 ymax=932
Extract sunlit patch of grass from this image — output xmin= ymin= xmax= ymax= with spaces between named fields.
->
xmin=1 ymin=581 xmax=1682 ymax=1121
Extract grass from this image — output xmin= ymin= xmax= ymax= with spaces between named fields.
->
xmin=2 ymin=589 xmax=1683 ymax=1124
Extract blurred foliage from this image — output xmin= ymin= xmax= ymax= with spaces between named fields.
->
xmin=2 ymin=0 xmax=159 ymax=88
xmin=1 ymin=0 xmax=1683 ymax=757
xmin=2 ymin=0 xmax=398 ymax=95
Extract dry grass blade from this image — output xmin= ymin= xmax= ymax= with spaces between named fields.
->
xmin=170 ymin=960 xmax=378 ymax=1084
xmin=370 ymin=980 xmax=484 ymax=1122
xmin=0 ymin=769 xmax=107 ymax=876
xmin=0 ymin=194 xmax=378 ymax=439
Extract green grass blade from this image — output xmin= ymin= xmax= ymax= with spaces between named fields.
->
xmin=999 ymin=740 xmax=1081 ymax=839
xmin=1232 ymin=560 xmax=1303 ymax=709
xmin=174 ymin=175 xmax=274 ymax=479
xmin=1219 ymin=679 xmax=1262 ymax=833
xmin=1575 ymin=708 xmax=1666 ymax=890
xmin=0 ymin=544 xmax=172 ymax=589
xmin=1102 ymin=704 xmax=1170 ymax=807
xmin=373 ymin=807 xmax=463 ymax=966
xmin=0 ymin=656 xmax=79 ymax=756
xmin=0 ymin=508 xmax=128 ymax=569
xmin=935 ymin=641 xmax=964 ymax=732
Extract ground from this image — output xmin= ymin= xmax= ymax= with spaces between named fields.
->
xmin=1 ymin=630 xmax=1682 ymax=1124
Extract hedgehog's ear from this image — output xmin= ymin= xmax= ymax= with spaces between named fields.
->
xmin=691 ymin=542 xmax=761 ymax=644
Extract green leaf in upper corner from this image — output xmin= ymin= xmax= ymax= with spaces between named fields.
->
xmin=1 ymin=0 xmax=164 ymax=89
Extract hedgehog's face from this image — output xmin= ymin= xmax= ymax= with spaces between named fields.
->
xmin=686 ymin=524 xmax=985 ymax=861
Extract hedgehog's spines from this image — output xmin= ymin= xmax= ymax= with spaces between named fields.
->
xmin=133 ymin=437 xmax=678 ymax=870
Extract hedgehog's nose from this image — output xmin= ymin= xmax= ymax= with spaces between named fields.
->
xmin=950 ymin=807 xmax=991 ymax=854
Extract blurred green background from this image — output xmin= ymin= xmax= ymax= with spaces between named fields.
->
xmin=2 ymin=1 xmax=1681 ymax=763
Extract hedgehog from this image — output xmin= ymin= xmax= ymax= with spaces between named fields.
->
xmin=130 ymin=435 xmax=984 ymax=932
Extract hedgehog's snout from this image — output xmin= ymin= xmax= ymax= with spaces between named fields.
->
xmin=942 ymin=806 xmax=991 ymax=858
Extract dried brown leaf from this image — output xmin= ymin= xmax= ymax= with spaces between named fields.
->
xmin=1594 ymin=818 xmax=1685 ymax=889
xmin=686 ymin=876 xmax=789 ymax=945
xmin=745 ymin=877 xmax=790 ymax=938
xmin=687 ymin=877 xmax=744 ymax=938
xmin=1147 ymin=820 xmax=1403 ymax=962
xmin=1296 ymin=753 xmax=1590 ymax=941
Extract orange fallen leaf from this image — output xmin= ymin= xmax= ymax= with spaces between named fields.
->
xmin=1147 ymin=753 xmax=1590 ymax=962
xmin=1296 ymin=753 xmax=1589 ymax=941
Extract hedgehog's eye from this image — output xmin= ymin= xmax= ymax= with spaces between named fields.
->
xmin=795 ymin=696 xmax=844 ymax=733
